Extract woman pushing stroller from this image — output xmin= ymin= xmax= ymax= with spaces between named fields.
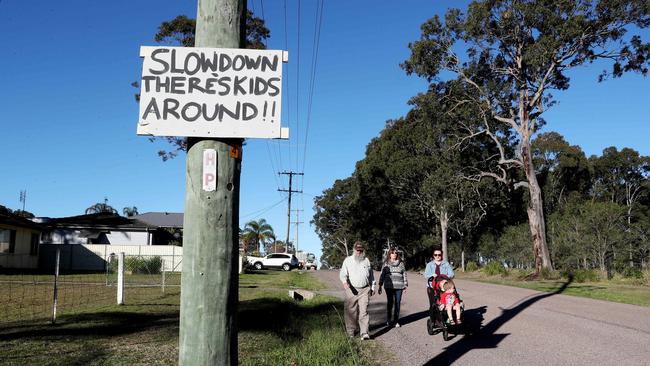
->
xmin=424 ymin=247 xmax=465 ymax=329
xmin=424 ymin=247 xmax=455 ymax=308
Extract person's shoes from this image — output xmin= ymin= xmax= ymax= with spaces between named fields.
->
xmin=446 ymin=318 xmax=453 ymax=325
xmin=361 ymin=333 xmax=370 ymax=340
xmin=394 ymin=322 xmax=400 ymax=328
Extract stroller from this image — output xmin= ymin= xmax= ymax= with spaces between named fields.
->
xmin=426 ymin=275 xmax=465 ymax=341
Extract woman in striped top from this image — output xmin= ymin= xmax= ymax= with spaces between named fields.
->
xmin=378 ymin=247 xmax=408 ymax=327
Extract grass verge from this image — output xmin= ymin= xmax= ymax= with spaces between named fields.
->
xmin=458 ymin=271 xmax=650 ymax=308
xmin=1 ymin=270 xmax=371 ymax=366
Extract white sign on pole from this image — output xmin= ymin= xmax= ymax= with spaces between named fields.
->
xmin=203 ymin=149 xmax=217 ymax=191
xmin=137 ymin=46 xmax=289 ymax=139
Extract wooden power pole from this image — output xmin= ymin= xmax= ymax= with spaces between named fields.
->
xmin=178 ymin=0 xmax=244 ymax=365
xmin=278 ymin=171 xmax=303 ymax=252
xmin=292 ymin=209 xmax=303 ymax=254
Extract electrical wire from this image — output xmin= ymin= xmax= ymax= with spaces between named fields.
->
xmin=301 ymin=0 xmax=325 ymax=188
xmin=240 ymin=197 xmax=287 ymax=219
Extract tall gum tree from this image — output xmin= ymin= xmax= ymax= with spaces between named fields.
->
xmin=402 ymin=0 xmax=650 ymax=273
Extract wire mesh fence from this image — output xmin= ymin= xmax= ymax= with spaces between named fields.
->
xmin=1 ymin=248 xmax=182 ymax=329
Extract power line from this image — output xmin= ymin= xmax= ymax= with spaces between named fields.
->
xmin=295 ymin=0 xmax=302 ymax=172
xmin=240 ymin=197 xmax=287 ymax=220
xmin=301 ymin=0 xmax=325 ymax=181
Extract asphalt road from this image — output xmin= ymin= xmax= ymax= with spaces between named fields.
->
xmin=314 ymin=269 xmax=650 ymax=366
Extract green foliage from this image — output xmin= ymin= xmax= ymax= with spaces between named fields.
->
xmin=241 ymin=218 xmax=275 ymax=254
xmin=563 ymin=269 xmax=602 ymax=283
xmin=538 ymin=268 xmax=561 ymax=280
xmin=496 ymin=224 xmax=532 ymax=268
xmin=483 ymin=261 xmax=507 ymax=276
xmin=465 ymin=261 xmax=479 ymax=272
xmin=508 ymin=268 xmax=535 ymax=280
xmin=401 ymin=0 xmax=650 ymax=271
xmin=124 ymin=256 xmax=163 ymax=275
xmin=313 ymin=0 xmax=650 ymax=274
xmin=620 ymin=266 xmax=643 ymax=279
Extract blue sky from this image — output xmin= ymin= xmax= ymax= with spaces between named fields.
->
xmin=1 ymin=0 xmax=648 ymax=261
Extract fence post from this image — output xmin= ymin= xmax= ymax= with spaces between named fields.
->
xmin=51 ymin=247 xmax=60 ymax=324
xmin=162 ymin=258 xmax=166 ymax=294
xmin=117 ymin=252 xmax=125 ymax=305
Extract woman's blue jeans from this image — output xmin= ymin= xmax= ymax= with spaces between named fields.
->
xmin=385 ymin=288 xmax=403 ymax=323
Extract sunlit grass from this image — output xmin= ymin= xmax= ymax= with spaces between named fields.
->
xmin=458 ymin=271 xmax=650 ymax=307
xmin=1 ymin=270 xmax=369 ymax=365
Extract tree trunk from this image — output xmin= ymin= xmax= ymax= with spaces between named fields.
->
xmin=461 ymin=248 xmax=466 ymax=272
xmin=521 ymin=144 xmax=553 ymax=273
xmin=440 ymin=210 xmax=449 ymax=262
xmin=628 ymin=205 xmax=634 ymax=267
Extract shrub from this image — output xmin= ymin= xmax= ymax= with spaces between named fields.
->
xmin=465 ymin=262 xmax=479 ymax=272
xmin=620 ymin=266 xmax=643 ymax=279
xmin=538 ymin=267 xmax=561 ymax=280
xmin=124 ymin=256 xmax=163 ymax=274
xmin=565 ymin=269 xmax=601 ymax=283
xmin=509 ymin=268 xmax=535 ymax=280
xmin=643 ymin=269 xmax=650 ymax=285
xmin=483 ymin=261 xmax=507 ymax=276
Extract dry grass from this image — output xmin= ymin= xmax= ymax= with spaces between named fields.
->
xmin=0 ymin=271 xmax=374 ymax=366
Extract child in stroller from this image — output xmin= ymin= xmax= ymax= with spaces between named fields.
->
xmin=439 ymin=280 xmax=462 ymax=324
xmin=426 ymin=274 xmax=464 ymax=339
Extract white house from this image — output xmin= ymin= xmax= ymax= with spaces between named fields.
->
xmin=0 ymin=212 xmax=42 ymax=269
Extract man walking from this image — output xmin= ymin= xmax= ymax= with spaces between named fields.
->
xmin=339 ymin=241 xmax=375 ymax=340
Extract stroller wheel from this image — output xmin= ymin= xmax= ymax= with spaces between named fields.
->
xmin=427 ymin=318 xmax=435 ymax=335
xmin=442 ymin=327 xmax=450 ymax=341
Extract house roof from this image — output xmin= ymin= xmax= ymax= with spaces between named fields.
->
xmin=132 ymin=212 xmax=183 ymax=228
xmin=0 ymin=212 xmax=44 ymax=230
xmin=36 ymin=213 xmax=157 ymax=230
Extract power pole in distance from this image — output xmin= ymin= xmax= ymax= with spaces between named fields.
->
xmin=278 ymin=171 xmax=303 ymax=253
xmin=292 ymin=209 xmax=303 ymax=254
xmin=178 ymin=0 xmax=244 ymax=365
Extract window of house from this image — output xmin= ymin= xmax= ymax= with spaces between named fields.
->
xmin=0 ymin=229 xmax=16 ymax=254
xmin=30 ymin=233 xmax=39 ymax=256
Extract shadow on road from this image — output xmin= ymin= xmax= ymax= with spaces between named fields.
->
xmin=422 ymin=275 xmax=574 ymax=365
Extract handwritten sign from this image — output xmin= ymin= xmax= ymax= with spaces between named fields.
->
xmin=137 ymin=46 xmax=287 ymax=139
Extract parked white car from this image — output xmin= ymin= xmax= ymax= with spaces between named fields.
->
xmin=247 ymin=253 xmax=300 ymax=271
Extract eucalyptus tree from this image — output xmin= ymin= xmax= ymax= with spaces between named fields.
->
xmin=532 ymin=132 xmax=591 ymax=214
xmin=590 ymin=147 xmax=650 ymax=266
xmin=313 ymin=178 xmax=361 ymax=267
xmin=403 ymin=0 xmax=650 ymax=273
xmin=356 ymin=87 xmax=501 ymax=265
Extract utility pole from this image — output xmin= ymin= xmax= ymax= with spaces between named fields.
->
xmin=292 ymin=209 xmax=303 ymax=254
xmin=278 ymin=171 xmax=303 ymax=253
xmin=178 ymin=0 xmax=244 ymax=365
